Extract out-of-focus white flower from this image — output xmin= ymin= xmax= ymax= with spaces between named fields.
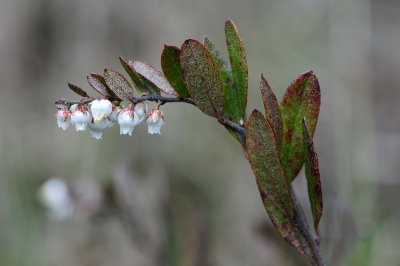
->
xmin=70 ymin=104 xmax=78 ymax=112
xmin=71 ymin=106 xmax=91 ymax=131
xmin=90 ymin=98 xmax=112 ymax=123
xmin=55 ymin=109 xmax=71 ymax=130
xmin=39 ymin=178 xmax=74 ymax=220
xmin=88 ymin=119 xmax=108 ymax=139
xmin=118 ymin=109 xmax=140 ymax=136
xmin=146 ymin=109 xmax=164 ymax=135
xmin=134 ymin=102 xmax=148 ymax=123
xmin=107 ymin=105 xmax=122 ymax=128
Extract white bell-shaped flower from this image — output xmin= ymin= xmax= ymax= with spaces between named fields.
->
xmin=118 ymin=109 xmax=140 ymax=136
xmin=134 ymin=102 xmax=148 ymax=123
xmin=90 ymin=98 xmax=112 ymax=123
xmin=71 ymin=107 xmax=91 ymax=131
xmin=107 ymin=105 xmax=122 ymax=128
xmin=146 ymin=109 xmax=164 ymax=135
xmin=55 ymin=109 xmax=71 ymax=130
xmin=88 ymin=119 xmax=108 ymax=139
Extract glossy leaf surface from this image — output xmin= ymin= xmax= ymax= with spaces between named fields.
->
xmin=225 ymin=18 xmax=248 ymax=120
xmin=67 ymin=82 xmax=89 ymax=98
xmin=161 ymin=45 xmax=190 ymax=98
xmin=280 ymin=70 xmax=321 ymax=183
xmin=104 ymin=69 xmax=134 ymax=100
xmin=302 ymin=118 xmax=323 ymax=242
xmin=181 ymin=39 xmax=224 ymax=118
xmin=260 ymin=74 xmax=283 ymax=152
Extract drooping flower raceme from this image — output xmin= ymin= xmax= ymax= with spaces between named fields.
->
xmin=71 ymin=106 xmax=91 ymax=131
xmin=146 ymin=109 xmax=164 ymax=135
xmin=134 ymin=102 xmax=148 ymax=123
xmin=55 ymin=109 xmax=71 ymax=130
xmin=90 ymin=99 xmax=112 ymax=123
xmin=88 ymin=119 xmax=109 ymax=139
xmin=118 ymin=109 xmax=140 ymax=136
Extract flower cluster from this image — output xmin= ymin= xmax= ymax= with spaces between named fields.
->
xmin=55 ymin=99 xmax=165 ymax=139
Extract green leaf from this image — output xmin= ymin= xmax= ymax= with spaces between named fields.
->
xmin=225 ymin=18 xmax=248 ymax=121
xmin=104 ymin=69 xmax=134 ymax=100
xmin=302 ymin=118 xmax=323 ymax=243
xmin=280 ymin=70 xmax=321 ymax=183
xmin=180 ymin=39 xmax=224 ymax=118
xmin=67 ymin=82 xmax=90 ymax=98
xmin=246 ymin=110 xmax=320 ymax=263
xmin=203 ymin=36 xmax=242 ymax=145
xmin=130 ymin=60 xmax=176 ymax=96
xmin=119 ymin=57 xmax=144 ymax=93
xmin=89 ymin=73 xmax=117 ymax=98
xmin=246 ymin=110 xmax=294 ymax=218
xmin=161 ymin=45 xmax=190 ymax=98
xmin=260 ymin=74 xmax=283 ymax=152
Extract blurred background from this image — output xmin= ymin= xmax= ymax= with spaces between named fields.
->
xmin=0 ymin=0 xmax=399 ymax=265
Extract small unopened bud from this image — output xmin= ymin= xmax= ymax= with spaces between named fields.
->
xmin=88 ymin=119 xmax=108 ymax=140
xmin=146 ymin=109 xmax=164 ymax=135
xmin=71 ymin=107 xmax=91 ymax=131
xmin=70 ymin=104 xmax=78 ymax=112
xmin=55 ymin=109 xmax=71 ymax=130
xmin=90 ymin=98 xmax=112 ymax=123
xmin=118 ymin=109 xmax=140 ymax=136
xmin=134 ymin=102 xmax=148 ymax=123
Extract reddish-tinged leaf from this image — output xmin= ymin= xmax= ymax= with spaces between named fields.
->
xmin=302 ymin=118 xmax=323 ymax=243
xmin=130 ymin=60 xmax=174 ymax=96
xmin=87 ymin=74 xmax=109 ymax=97
xmin=67 ymin=82 xmax=90 ymax=98
xmin=280 ymin=70 xmax=321 ymax=183
xmin=161 ymin=45 xmax=190 ymax=98
xmin=119 ymin=57 xmax=144 ymax=93
xmin=225 ymin=18 xmax=248 ymax=120
xmin=246 ymin=110 xmax=294 ymax=218
xmin=203 ymin=36 xmax=242 ymax=144
xmin=104 ymin=69 xmax=134 ymax=100
xmin=180 ymin=39 xmax=224 ymax=118
xmin=260 ymin=74 xmax=283 ymax=152
xmin=88 ymin=73 xmax=118 ymax=98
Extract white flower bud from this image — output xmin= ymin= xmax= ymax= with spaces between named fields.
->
xmin=108 ymin=105 xmax=122 ymax=123
xmin=55 ymin=109 xmax=71 ymax=130
xmin=88 ymin=119 xmax=108 ymax=140
xmin=90 ymin=98 xmax=112 ymax=123
xmin=118 ymin=109 xmax=140 ymax=136
xmin=71 ymin=107 xmax=91 ymax=131
xmin=146 ymin=109 xmax=164 ymax=135
xmin=134 ymin=102 xmax=148 ymax=123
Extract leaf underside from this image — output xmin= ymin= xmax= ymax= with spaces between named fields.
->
xmin=302 ymin=118 xmax=323 ymax=243
xmin=260 ymin=74 xmax=283 ymax=152
xmin=104 ymin=69 xmax=134 ymax=100
xmin=180 ymin=39 xmax=224 ymax=118
xmin=119 ymin=57 xmax=144 ymax=93
xmin=280 ymin=70 xmax=321 ymax=183
xmin=130 ymin=60 xmax=175 ymax=96
xmin=87 ymin=74 xmax=110 ymax=97
xmin=161 ymin=45 xmax=191 ymax=98
xmin=67 ymin=82 xmax=90 ymax=98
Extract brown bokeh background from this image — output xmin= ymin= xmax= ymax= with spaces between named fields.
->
xmin=0 ymin=0 xmax=399 ymax=265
